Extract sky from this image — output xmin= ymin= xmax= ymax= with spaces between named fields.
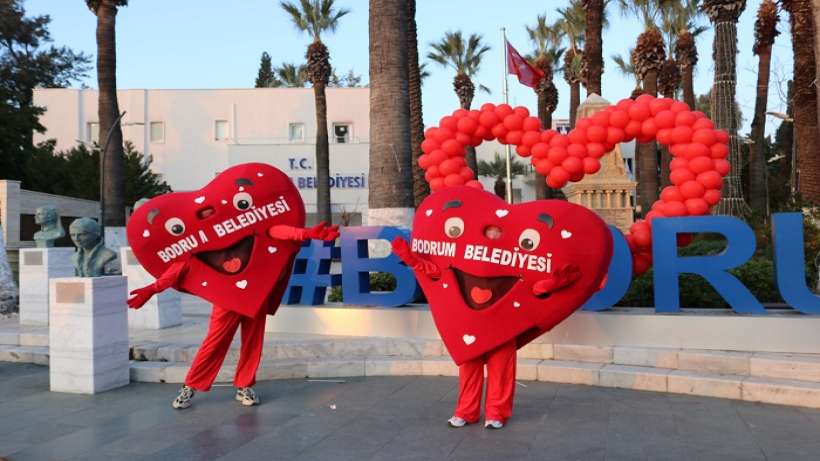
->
xmin=26 ymin=0 xmax=793 ymax=136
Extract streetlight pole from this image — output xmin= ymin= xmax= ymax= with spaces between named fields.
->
xmin=99 ymin=110 xmax=127 ymax=238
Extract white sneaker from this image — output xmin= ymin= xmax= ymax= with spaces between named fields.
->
xmin=172 ymin=385 xmax=195 ymax=409
xmin=235 ymin=387 xmax=260 ymax=406
xmin=447 ymin=416 xmax=467 ymax=428
xmin=484 ymin=419 xmax=504 ymax=429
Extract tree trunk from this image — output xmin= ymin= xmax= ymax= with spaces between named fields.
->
xmin=638 ymin=70 xmax=659 ymax=215
xmin=406 ymin=0 xmax=429 ymax=207
xmin=584 ymin=0 xmax=604 ymax=96
xmin=536 ymin=89 xmax=551 ymax=199
xmin=660 ymin=86 xmax=675 ymax=189
xmin=313 ymin=81 xmax=332 ymax=223
xmin=458 ymin=98 xmax=479 ymax=175
xmin=682 ymin=67 xmax=696 ymax=109
xmin=790 ymin=1 xmax=820 ymax=202
xmin=814 ymin=0 xmax=820 ymax=147
xmin=96 ymin=0 xmax=125 ymax=226
xmin=569 ymin=82 xmax=580 ymax=128
xmin=750 ymin=44 xmax=772 ymax=212
xmin=368 ymin=0 xmax=414 ymax=215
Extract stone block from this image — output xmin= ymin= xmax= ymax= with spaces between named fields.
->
xmin=19 ymin=331 xmax=48 ymax=347
xmin=519 ymin=343 xmax=554 ymax=360
xmin=676 ymin=350 xmax=751 ymax=375
xmin=49 ymin=276 xmax=129 ymax=394
xmin=19 ymin=248 xmax=74 ymax=325
xmin=536 ymin=360 xmax=602 ymax=385
xmin=599 ymin=364 xmax=669 ymax=392
xmin=516 ymin=358 xmax=541 ymax=381
xmin=122 ymin=247 xmax=182 ymax=330
xmin=129 ymin=361 xmax=164 ymax=382
xmin=749 ymin=353 xmax=820 ymax=382
xmin=421 ymin=357 xmax=459 ymax=377
xmin=161 ymin=364 xmax=189 ymax=384
xmin=553 ymin=344 xmax=612 ymax=363
xmin=742 ymin=376 xmax=820 ymax=409
xmin=667 ymin=370 xmax=742 ymax=400
xmin=365 ymin=358 xmax=423 ymax=376
xmin=256 ymin=361 xmax=308 ymax=380
xmin=613 ymin=346 xmax=679 ymax=369
xmin=307 ymin=359 xmax=365 ymax=378
xmin=0 ymin=331 xmax=19 ymax=345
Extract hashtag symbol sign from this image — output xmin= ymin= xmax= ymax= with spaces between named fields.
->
xmin=284 ymin=239 xmax=341 ymax=305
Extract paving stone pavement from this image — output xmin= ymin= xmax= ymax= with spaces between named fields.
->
xmin=2 ymin=362 xmax=820 ymax=461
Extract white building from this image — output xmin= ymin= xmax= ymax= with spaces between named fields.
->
xmin=33 ymin=88 xmax=371 ymax=224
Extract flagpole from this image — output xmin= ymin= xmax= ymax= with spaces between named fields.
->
xmin=501 ymin=27 xmax=513 ymax=204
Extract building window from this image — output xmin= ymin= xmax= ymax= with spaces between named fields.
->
xmin=149 ymin=121 xmax=165 ymax=143
xmin=214 ymin=120 xmax=229 ymax=141
xmin=333 ymin=123 xmax=350 ymax=143
xmin=87 ymin=122 xmax=99 ymax=144
xmin=289 ymin=123 xmax=304 ymax=142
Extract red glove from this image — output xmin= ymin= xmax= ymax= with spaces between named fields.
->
xmin=533 ymin=264 xmax=581 ymax=297
xmin=268 ymin=222 xmax=339 ymax=242
xmin=391 ymin=237 xmax=441 ymax=279
xmin=127 ymin=261 xmax=187 ymax=309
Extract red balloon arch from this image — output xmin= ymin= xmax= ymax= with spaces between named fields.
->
xmin=418 ymin=94 xmax=730 ymax=275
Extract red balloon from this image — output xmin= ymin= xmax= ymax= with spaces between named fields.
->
xmin=680 ymin=180 xmax=706 ymax=199
xmin=657 ymin=128 xmax=674 ymax=145
xmin=479 ymin=110 xmax=500 ymax=129
xmin=468 ymin=134 xmax=483 ymax=146
xmin=569 ymin=171 xmax=584 ymax=182
xmin=548 ymin=146 xmax=568 ymax=164
xmin=540 ymin=130 xmax=556 ymax=143
xmin=439 ymin=159 xmax=459 ymax=175
xmin=587 ymin=143 xmax=606 ymax=158
xmin=549 ymin=134 xmax=570 ymax=148
xmin=714 ymin=158 xmax=731 ymax=176
xmin=455 ymin=132 xmax=472 ymax=147
xmin=535 ymin=159 xmax=555 ymax=175
xmin=670 ymin=168 xmax=696 ymax=185
xmin=711 ymin=143 xmax=729 ymax=159
xmin=645 ymin=211 xmax=665 ymax=223
xmin=607 ymin=127 xmax=626 ymax=145
xmin=466 ymin=179 xmax=483 ymax=189
xmin=633 ymin=252 xmax=652 ymax=274
xmin=457 ymin=116 xmax=478 ymax=136
xmin=459 ymin=167 xmax=474 ymax=181
xmin=670 ymin=101 xmax=690 ymax=113
xmin=491 ymin=124 xmax=508 ymax=140
xmin=587 ymin=125 xmax=607 ymax=143
xmin=632 ymin=230 xmax=651 ymax=249
xmin=616 ymin=98 xmax=634 ymax=112
xmin=669 ymin=144 xmax=688 ymax=157
xmin=692 ymin=129 xmax=717 ymax=146
xmin=514 ymin=106 xmax=530 ymax=118
xmin=692 ymin=118 xmax=714 ymax=131
xmin=430 ymin=177 xmax=445 ymax=190
xmin=503 ymin=114 xmax=524 ymax=131
xmin=636 ymin=134 xmax=653 ymax=144
xmin=704 ymin=189 xmax=721 ymax=205
xmin=685 ymin=198 xmax=709 ymax=215
xmin=468 ymin=109 xmax=481 ymax=120
xmin=568 ymin=128 xmax=588 ymax=144
xmin=624 ymin=120 xmax=643 ymax=139
xmin=440 ymin=116 xmax=458 ymax=132
xmin=532 ymin=142 xmax=550 ymax=158
xmin=521 ymin=130 xmax=541 ymax=147
xmin=664 ymin=200 xmax=687 ymax=216
xmin=654 ymin=110 xmax=676 ymax=129
xmin=506 ymin=130 xmax=524 ymax=145
xmin=610 ymin=109 xmax=630 ymax=128
xmin=444 ymin=174 xmax=464 ymax=187
xmin=696 ymin=170 xmax=723 ymax=189
xmin=592 ymin=111 xmax=611 ymax=127
xmin=628 ymin=103 xmax=651 ymax=122
xmin=670 ymin=158 xmax=688 ymax=170
xmin=672 ymin=126 xmax=694 ymax=144
xmin=675 ymin=111 xmax=697 ymax=127
xmin=523 ymin=116 xmax=542 ymax=131
xmin=567 ymin=143 xmax=587 ymax=158
xmin=582 ymin=157 xmax=601 ymax=174
xmin=714 ymin=130 xmax=730 ymax=144
xmin=516 ymin=145 xmax=532 ymax=157
xmin=576 ymin=118 xmax=592 ymax=130
xmin=641 ymin=119 xmax=658 ymax=138
xmin=684 ymin=143 xmax=710 ymax=159
xmin=550 ymin=166 xmax=570 ymax=185
xmin=480 ymin=103 xmax=496 ymax=112
xmin=441 ymin=139 xmax=464 ymax=156
xmin=433 ymin=127 xmax=454 ymax=144
xmin=650 ymin=98 xmax=673 ymax=115
xmin=495 ymin=104 xmax=513 ymax=119
xmin=636 ymin=94 xmax=655 ymax=105
xmin=562 ymin=156 xmax=583 ymax=174
xmin=661 ymin=186 xmax=684 ymax=202
xmin=428 ymin=149 xmax=447 ymax=165
xmin=677 ymin=233 xmax=694 ymax=246
xmin=452 ymin=109 xmax=469 ymax=119
xmin=688 ymin=156 xmax=714 ymax=174
xmin=421 ymin=139 xmax=439 ymax=154
xmin=546 ymin=175 xmax=565 ymax=189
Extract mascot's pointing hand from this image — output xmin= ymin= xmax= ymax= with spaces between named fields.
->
xmin=268 ymin=222 xmax=339 ymax=242
xmin=391 ymin=237 xmax=441 ymax=279
xmin=532 ymin=264 xmax=581 ymax=297
xmin=127 ymin=286 xmax=156 ymax=309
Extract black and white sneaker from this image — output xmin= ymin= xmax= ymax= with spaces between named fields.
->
xmin=235 ymin=387 xmax=260 ymax=406
xmin=172 ymin=385 xmax=195 ymax=409
xmin=447 ymin=416 xmax=468 ymax=428
xmin=484 ymin=419 xmax=504 ymax=430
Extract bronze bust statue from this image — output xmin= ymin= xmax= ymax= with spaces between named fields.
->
xmin=33 ymin=206 xmax=65 ymax=248
xmin=69 ymin=218 xmax=120 ymax=277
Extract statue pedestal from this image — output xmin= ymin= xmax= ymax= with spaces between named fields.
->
xmin=121 ymin=247 xmax=182 ymax=329
xmin=19 ymin=248 xmax=74 ymax=325
xmin=49 ymin=276 xmax=129 ymax=394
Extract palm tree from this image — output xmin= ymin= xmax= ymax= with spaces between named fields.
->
xmin=86 ymin=0 xmax=128 ymax=226
xmin=407 ymin=0 xmax=428 ymax=207
xmin=702 ymin=0 xmax=749 ymax=215
xmin=582 ymin=0 xmax=606 ymax=96
xmin=612 ymin=51 xmax=642 ymax=97
xmin=749 ymin=0 xmax=778 ymax=211
xmin=427 ymin=31 xmax=491 ymax=174
xmin=556 ymin=0 xmax=586 ymax=128
xmin=526 ymin=15 xmax=564 ymax=199
xmin=665 ymin=0 xmax=705 ymax=109
xmin=783 ymin=0 xmax=820 ymax=203
xmin=281 ymin=0 xmax=350 ymax=223
xmin=368 ymin=0 xmax=413 ymax=223
xmin=275 ymin=62 xmax=308 ymax=87
xmin=621 ymin=0 xmax=666 ymax=214
xmin=478 ymin=153 xmax=528 ymax=201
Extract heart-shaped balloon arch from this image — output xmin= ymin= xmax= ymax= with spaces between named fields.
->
xmin=417 ymin=94 xmax=730 ymax=274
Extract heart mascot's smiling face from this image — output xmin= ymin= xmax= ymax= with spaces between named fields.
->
xmin=127 ymin=163 xmax=305 ymax=317
xmin=411 ymin=187 xmax=612 ymax=364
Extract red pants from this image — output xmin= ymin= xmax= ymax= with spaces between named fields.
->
xmin=185 ymin=304 xmax=267 ymax=391
xmin=453 ymin=339 xmax=517 ymax=423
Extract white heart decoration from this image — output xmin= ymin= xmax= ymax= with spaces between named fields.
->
xmin=201 ymin=281 xmax=208 ymax=287
xmin=235 ymin=280 xmax=248 ymax=289
xmin=513 ymin=301 xmax=521 ymax=308
xmin=561 ymin=230 xmax=572 ymax=239
xmin=257 ymin=172 xmax=264 ymax=177
xmin=425 ymin=209 xmax=433 ymax=217
xmin=442 ymin=283 xmax=448 ymax=288
xmin=495 ymin=209 xmax=509 ymax=218
xmin=221 ymin=200 xmax=228 ymax=205
xmin=239 ymin=186 xmax=245 ymax=191
xmin=142 ymin=229 xmax=150 ymax=238
xmin=462 ymin=334 xmax=476 ymax=345
xmin=194 ymin=196 xmax=205 ymax=204
xmin=267 ymin=246 xmax=277 ymax=253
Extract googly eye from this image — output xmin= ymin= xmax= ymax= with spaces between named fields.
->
xmin=518 ymin=228 xmax=540 ymax=252
xmin=164 ymin=217 xmax=186 ymax=236
xmin=444 ymin=217 xmax=464 ymax=239
xmin=232 ymin=192 xmax=253 ymax=210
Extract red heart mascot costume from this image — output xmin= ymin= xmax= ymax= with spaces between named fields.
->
xmin=396 ymin=96 xmax=731 ymax=428
xmin=126 ymin=163 xmax=338 ymax=409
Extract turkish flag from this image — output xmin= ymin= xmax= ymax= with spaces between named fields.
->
xmin=507 ymin=40 xmax=543 ymax=88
